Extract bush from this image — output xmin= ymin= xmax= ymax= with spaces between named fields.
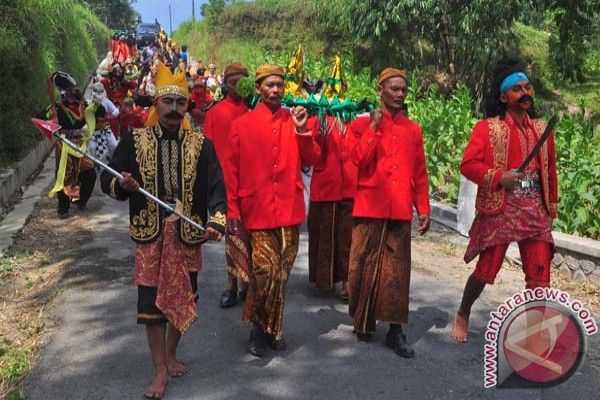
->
xmin=0 ymin=0 xmax=109 ymax=167
xmin=406 ymin=75 xmax=476 ymax=204
xmin=553 ymin=106 xmax=600 ymax=239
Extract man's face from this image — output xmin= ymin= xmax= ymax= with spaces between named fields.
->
xmin=65 ymin=91 xmax=79 ymax=105
xmin=155 ymin=95 xmax=188 ymax=130
xmin=500 ymin=80 xmax=534 ymax=113
xmin=378 ymin=76 xmax=407 ymax=114
xmin=225 ymin=73 xmax=244 ymax=100
xmin=96 ymin=115 xmax=109 ymax=128
xmin=256 ymin=75 xmax=284 ymax=109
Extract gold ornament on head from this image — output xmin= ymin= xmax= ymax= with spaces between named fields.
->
xmin=154 ymin=62 xmax=189 ymax=98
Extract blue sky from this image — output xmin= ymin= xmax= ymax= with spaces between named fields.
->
xmin=133 ymin=0 xmax=208 ymax=34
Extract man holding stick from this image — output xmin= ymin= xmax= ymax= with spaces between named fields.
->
xmin=451 ymin=58 xmax=558 ymax=342
xmin=100 ymin=62 xmax=226 ymax=399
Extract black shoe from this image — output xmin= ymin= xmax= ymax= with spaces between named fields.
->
xmin=267 ymin=334 xmax=287 ymax=351
xmin=248 ymin=325 xmax=267 ymax=357
xmin=386 ymin=330 xmax=415 ymax=358
xmin=219 ymin=289 xmax=237 ymax=308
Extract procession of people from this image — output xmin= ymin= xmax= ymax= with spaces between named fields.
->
xmin=38 ymin=25 xmax=559 ymax=399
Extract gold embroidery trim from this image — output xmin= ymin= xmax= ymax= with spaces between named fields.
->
xmin=209 ymin=211 xmax=227 ymax=228
xmin=109 ymin=177 xmax=118 ymax=199
xmin=131 ymin=127 xmax=159 ymax=241
xmin=482 ymin=169 xmax=496 ymax=192
xmin=476 ymin=117 xmax=509 ymax=214
xmin=180 ymin=129 xmax=205 ymax=243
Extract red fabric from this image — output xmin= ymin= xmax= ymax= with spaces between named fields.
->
xmin=473 ymin=239 xmax=551 ymax=288
xmin=135 ymin=219 xmax=202 ymax=333
xmin=117 ymin=104 xmax=145 ymax=136
xmin=460 ymin=113 xmax=558 ymax=218
xmin=204 ymin=96 xmax=248 ymax=167
xmin=349 ymin=112 xmax=430 ymax=220
xmin=308 ymin=115 xmax=358 ymax=201
xmin=101 ymin=78 xmax=137 ymax=106
xmin=127 ymin=45 xmax=138 ymax=60
xmin=110 ymin=39 xmax=120 ymax=56
xmin=225 ymin=102 xmax=321 ymax=229
xmin=116 ymin=41 xmax=129 ymax=64
xmin=190 ymin=86 xmax=212 ymax=109
xmin=464 ymin=187 xmax=554 ymax=263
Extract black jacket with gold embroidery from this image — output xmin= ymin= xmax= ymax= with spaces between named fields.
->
xmin=100 ymin=124 xmax=227 ymax=244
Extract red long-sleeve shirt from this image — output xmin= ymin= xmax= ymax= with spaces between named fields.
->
xmin=225 ymin=102 xmax=321 ymax=229
xmin=349 ymin=112 xmax=430 ymax=220
xmin=460 ymin=113 xmax=558 ymax=217
xmin=308 ymin=115 xmax=358 ymax=202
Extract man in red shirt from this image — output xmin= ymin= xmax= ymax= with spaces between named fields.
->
xmin=204 ymin=63 xmax=251 ymax=308
xmin=225 ymin=64 xmax=320 ymax=357
xmin=348 ymin=68 xmax=430 ymax=358
xmin=451 ymin=58 xmax=558 ymax=342
xmin=307 ymin=115 xmax=357 ymax=299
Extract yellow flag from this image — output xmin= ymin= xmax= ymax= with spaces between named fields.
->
xmin=323 ymin=54 xmax=347 ymax=100
xmin=285 ymin=44 xmax=304 ymax=96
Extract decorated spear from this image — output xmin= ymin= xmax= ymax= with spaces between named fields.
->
xmin=31 ymin=118 xmax=206 ymax=233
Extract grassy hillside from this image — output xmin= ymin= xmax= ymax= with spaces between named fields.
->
xmin=515 ymin=22 xmax=600 ymax=117
xmin=176 ymin=15 xmax=600 ymax=118
xmin=0 ymin=0 xmax=110 ymax=167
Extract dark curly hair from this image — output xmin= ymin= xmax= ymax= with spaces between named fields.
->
xmin=484 ymin=57 xmax=538 ymax=119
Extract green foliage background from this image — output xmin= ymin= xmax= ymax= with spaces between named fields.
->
xmin=0 ymin=0 xmax=109 ymax=167
xmin=176 ymin=0 xmax=600 ymax=239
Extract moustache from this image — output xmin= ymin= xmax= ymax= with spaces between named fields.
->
xmin=518 ymin=94 xmax=534 ymax=104
xmin=165 ymin=111 xmax=184 ymax=120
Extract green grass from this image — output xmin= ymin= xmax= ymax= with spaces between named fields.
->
xmin=0 ymin=341 xmax=29 ymax=397
xmin=0 ymin=0 xmax=110 ymax=168
xmin=0 ymin=258 xmax=16 ymax=275
xmin=558 ymin=72 xmax=600 ymax=114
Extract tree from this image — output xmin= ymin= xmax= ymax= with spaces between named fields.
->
xmin=334 ymin=0 xmax=524 ymax=104
xmin=540 ymin=0 xmax=600 ymax=82
xmin=81 ymin=0 xmax=138 ymax=29
xmin=200 ymin=0 xmax=227 ymax=20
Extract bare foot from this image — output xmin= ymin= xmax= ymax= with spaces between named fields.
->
xmin=166 ymin=358 xmax=187 ymax=377
xmin=451 ymin=312 xmax=469 ymax=342
xmin=144 ymin=368 xmax=168 ymax=399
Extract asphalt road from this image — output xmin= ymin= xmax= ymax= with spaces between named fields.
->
xmin=24 ymin=188 xmax=600 ymax=400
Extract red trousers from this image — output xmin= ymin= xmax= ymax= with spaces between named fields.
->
xmin=473 ymin=239 xmax=552 ymax=288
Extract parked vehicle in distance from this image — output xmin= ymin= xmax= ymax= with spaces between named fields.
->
xmin=136 ymin=22 xmax=158 ymax=48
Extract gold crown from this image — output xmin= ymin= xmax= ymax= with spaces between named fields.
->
xmin=154 ymin=62 xmax=189 ymax=98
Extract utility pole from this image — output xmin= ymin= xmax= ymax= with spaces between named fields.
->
xmin=192 ymin=0 xmax=196 ymax=21
xmin=169 ymin=4 xmax=173 ymax=36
